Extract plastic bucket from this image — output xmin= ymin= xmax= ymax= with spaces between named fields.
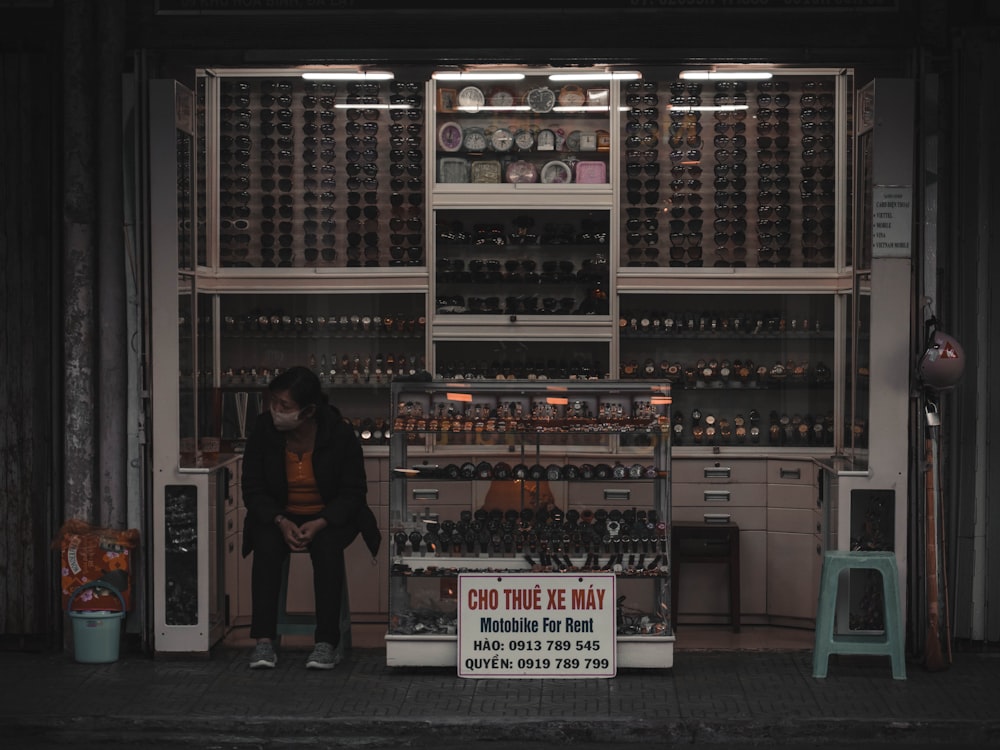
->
xmin=67 ymin=581 xmax=126 ymax=664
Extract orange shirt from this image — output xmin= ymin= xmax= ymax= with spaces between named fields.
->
xmin=284 ymin=450 xmax=324 ymax=515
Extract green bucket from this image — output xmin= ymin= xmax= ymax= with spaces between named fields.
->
xmin=67 ymin=581 xmax=126 ymax=664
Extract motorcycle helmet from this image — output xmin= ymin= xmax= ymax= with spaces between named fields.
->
xmin=917 ymin=327 xmax=965 ymax=390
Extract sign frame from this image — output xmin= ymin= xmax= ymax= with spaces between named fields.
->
xmin=457 ymin=572 xmax=617 ymax=679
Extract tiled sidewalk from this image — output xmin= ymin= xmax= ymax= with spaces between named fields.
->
xmin=1 ymin=645 xmax=998 ymax=746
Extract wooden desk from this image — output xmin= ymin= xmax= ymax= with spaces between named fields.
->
xmin=671 ymin=521 xmax=740 ymax=633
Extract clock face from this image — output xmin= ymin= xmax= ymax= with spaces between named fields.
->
xmin=505 ymin=160 xmax=537 ymax=184
xmin=488 ymin=88 xmax=515 ymax=107
xmin=558 ymin=85 xmax=586 ymax=107
xmin=514 ymin=129 xmax=534 ymax=151
xmin=536 ymin=129 xmax=556 ymax=151
xmin=457 ymin=86 xmax=485 ymax=110
xmin=490 ymin=128 xmax=513 ymax=152
xmin=462 ymin=128 xmax=487 ymax=151
xmin=526 ymin=87 xmax=556 ymax=113
xmin=437 ymin=121 xmax=463 ymax=152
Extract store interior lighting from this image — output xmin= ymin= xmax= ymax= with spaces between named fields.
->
xmin=300 ymin=70 xmax=395 ymax=80
xmin=548 ymin=71 xmax=642 ymax=82
xmin=678 ymin=69 xmax=774 ymax=81
xmin=432 ymin=71 xmax=525 ymax=81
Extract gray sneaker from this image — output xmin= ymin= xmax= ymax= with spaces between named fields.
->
xmin=249 ymin=641 xmax=276 ymax=669
xmin=306 ymin=642 xmax=340 ymax=670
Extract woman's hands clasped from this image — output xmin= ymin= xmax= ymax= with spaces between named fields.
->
xmin=280 ymin=517 xmax=328 ymax=552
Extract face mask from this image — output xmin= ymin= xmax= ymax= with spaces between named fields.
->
xmin=270 ymin=405 xmax=304 ymax=432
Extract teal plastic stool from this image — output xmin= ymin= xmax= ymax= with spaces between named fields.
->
xmin=812 ymin=550 xmax=906 ymax=679
xmin=277 ymin=553 xmax=352 ymax=658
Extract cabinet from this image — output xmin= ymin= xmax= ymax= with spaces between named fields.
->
xmin=765 ymin=458 xmax=824 ymax=624
xmin=671 ymin=458 xmax=767 ymax=624
xmin=385 ymin=380 xmax=674 ymax=669
xmin=433 ymin=74 xmax=612 ymax=187
xmin=619 ymin=292 xmax=838 ymax=450
xmin=155 ymin=65 xmax=874 ymax=653
xmin=212 ymin=290 xmax=426 ymax=450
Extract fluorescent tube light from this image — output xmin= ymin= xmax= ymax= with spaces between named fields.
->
xmin=679 ymin=70 xmax=773 ymax=81
xmin=548 ymin=71 xmax=642 ymax=82
xmin=432 ymin=72 xmax=525 ymax=81
xmin=301 ymin=71 xmax=394 ymax=81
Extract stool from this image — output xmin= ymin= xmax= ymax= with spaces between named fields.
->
xmin=277 ymin=553 xmax=352 ymax=658
xmin=671 ymin=521 xmax=740 ymax=633
xmin=812 ymin=550 xmax=905 ymax=679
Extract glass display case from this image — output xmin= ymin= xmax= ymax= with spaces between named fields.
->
xmin=434 ymin=207 xmax=611 ymax=318
xmin=433 ymin=72 xmax=612 ymax=187
xmin=385 ymin=380 xmax=674 ymax=669
xmin=210 ymin=290 xmax=426 ymax=450
xmin=617 ymin=72 xmax=851 ymax=272
xmin=619 ymin=292 xmax=839 ymax=450
xmin=210 ymin=74 xmax=428 ymax=270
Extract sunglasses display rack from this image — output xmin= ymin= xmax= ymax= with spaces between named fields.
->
xmin=386 ymin=380 xmax=674 ymax=669
xmin=620 ymin=77 xmax=841 ymax=270
xmin=213 ymin=76 xmax=427 ymax=270
xmin=193 ymin=69 xmax=853 ymax=462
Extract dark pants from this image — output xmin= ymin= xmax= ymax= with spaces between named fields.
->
xmin=250 ymin=513 xmax=346 ymax=645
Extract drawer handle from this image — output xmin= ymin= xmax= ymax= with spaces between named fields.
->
xmin=704 ymin=466 xmax=731 ymax=479
xmin=704 ymin=490 xmax=731 ymax=503
xmin=779 ymin=467 xmax=801 ymax=480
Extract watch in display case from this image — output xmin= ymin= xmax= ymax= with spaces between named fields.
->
xmin=618 ymin=291 xmax=836 ymax=449
xmin=385 ymin=380 xmax=674 ymax=669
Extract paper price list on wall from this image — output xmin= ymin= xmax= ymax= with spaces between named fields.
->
xmin=457 ymin=573 xmax=616 ymax=679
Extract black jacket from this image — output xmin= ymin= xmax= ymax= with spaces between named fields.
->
xmin=241 ymin=403 xmax=380 ymax=557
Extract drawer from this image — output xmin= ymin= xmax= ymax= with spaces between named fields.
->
xmin=766 ymin=459 xmax=818 ymax=486
xmin=405 ymin=480 xmax=473 ymax=520
xmin=672 ymin=481 xmax=766 ymax=508
xmin=767 ymin=506 xmax=822 ymax=535
xmin=672 ymin=505 xmax=766 ymax=530
xmin=672 ymin=459 xmax=766 ymax=484
xmin=767 ymin=482 xmax=820 ymax=511
xmin=565 ymin=481 xmax=652 ymax=509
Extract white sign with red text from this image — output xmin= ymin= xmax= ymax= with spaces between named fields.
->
xmin=457 ymin=573 xmax=616 ymax=678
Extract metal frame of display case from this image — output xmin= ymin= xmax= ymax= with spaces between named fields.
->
xmin=385 ymin=380 xmax=674 ymax=670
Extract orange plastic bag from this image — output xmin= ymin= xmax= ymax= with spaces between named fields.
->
xmin=54 ymin=520 xmax=140 ymax=612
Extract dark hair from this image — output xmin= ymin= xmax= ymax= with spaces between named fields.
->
xmin=268 ymin=366 xmax=328 ymax=410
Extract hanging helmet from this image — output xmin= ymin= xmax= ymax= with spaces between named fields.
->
xmin=917 ymin=328 xmax=966 ymax=389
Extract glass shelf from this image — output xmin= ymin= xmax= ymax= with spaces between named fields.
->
xmin=434 ymin=75 xmax=612 ymax=186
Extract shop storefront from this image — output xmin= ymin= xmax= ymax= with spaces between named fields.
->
xmin=15 ymin=0 xmax=1000 ymax=661
xmin=147 ymin=53 xmax=913 ymax=667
